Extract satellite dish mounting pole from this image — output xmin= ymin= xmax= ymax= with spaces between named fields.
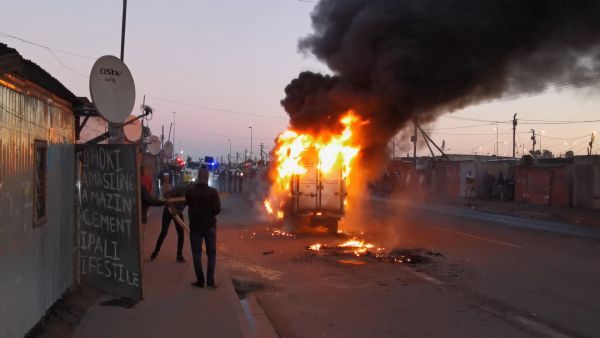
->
xmin=121 ymin=0 xmax=127 ymax=61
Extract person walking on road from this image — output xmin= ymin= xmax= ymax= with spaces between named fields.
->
xmin=186 ymin=167 xmax=221 ymax=288
xmin=151 ymin=175 xmax=187 ymax=262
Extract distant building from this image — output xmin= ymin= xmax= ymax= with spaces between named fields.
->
xmin=0 ymin=43 xmax=77 ymax=337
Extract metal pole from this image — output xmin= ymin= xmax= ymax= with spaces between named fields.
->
xmin=172 ymin=112 xmax=176 ymax=154
xmin=120 ymin=0 xmax=127 ymax=61
xmin=249 ymin=126 xmax=253 ymax=160
xmin=228 ymin=139 xmax=232 ymax=165
xmin=496 ymin=124 xmax=499 ymax=156
xmin=512 ymin=113 xmax=517 ymax=158
xmin=412 ymin=122 xmax=417 ymax=164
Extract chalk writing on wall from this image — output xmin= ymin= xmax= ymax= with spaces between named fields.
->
xmin=79 ymin=144 xmax=142 ymax=300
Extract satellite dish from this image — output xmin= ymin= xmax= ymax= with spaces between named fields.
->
xmin=89 ymin=55 xmax=136 ymax=124
xmin=148 ymin=135 xmax=161 ymax=155
xmin=123 ymin=115 xmax=142 ymax=143
xmin=163 ymin=141 xmax=174 ymax=157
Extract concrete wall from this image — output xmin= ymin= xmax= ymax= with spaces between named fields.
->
xmin=0 ymin=83 xmax=75 ymax=338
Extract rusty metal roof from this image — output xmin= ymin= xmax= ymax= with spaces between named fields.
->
xmin=0 ymin=42 xmax=76 ymax=102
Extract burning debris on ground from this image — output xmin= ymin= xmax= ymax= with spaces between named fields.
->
xmin=240 ymin=229 xmax=257 ymax=240
xmin=267 ymin=227 xmax=297 ymax=239
xmin=307 ymin=237 xmax=442 ymax=266
xmin=239 ymin=226 xmax=298 ymax=240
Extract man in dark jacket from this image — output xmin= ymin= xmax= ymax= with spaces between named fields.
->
xmin=150 ymin=177 xmax=187 ymax=262
xmin=186 ymin=167 xmax=221 ymax=288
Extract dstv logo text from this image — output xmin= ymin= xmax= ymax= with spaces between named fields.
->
xmin=100 ymin=68 xmax=121 ymax=76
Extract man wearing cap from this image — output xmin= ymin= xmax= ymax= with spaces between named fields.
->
xmin=186 ymin=166 xmax=221 ymax=288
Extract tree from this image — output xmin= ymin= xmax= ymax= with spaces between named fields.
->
xmin=565 ymin=150 xmax=574 ymax=158
xmin=542 ymin=150 xmax=553 ymax=158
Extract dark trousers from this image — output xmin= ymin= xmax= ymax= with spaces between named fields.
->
xmin=190 ymin=227 xmax=217 ymax=286
xmin=153 ymin=208 xmax=184 ymax=257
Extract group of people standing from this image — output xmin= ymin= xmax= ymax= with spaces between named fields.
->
xmin=140 ymin=166 xmax=221 ymax=288
xmin=216 ymin=170 xmax=254 ymax=194
xmin=465 ymin=170 xmax=515 ymax=201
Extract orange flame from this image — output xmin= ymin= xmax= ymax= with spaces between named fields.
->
xmin=264 ymin=110 xmax=365 ymax=219
xmin=264 ymin=200 xmax=274 ymax=215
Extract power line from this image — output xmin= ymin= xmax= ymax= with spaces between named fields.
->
xmin=147 ymin=95 xmax=287 ymax=120
xmin=422 ymin=122 xmax=498 ymax=131
xmin=518 ymin=118 xmax=600 ymax=125
xmin=0 ymin=32 xmax=95 ymax=59
xmin=497 ymin=74 xmax=600 ymax=102
xmin=429 ymin=131 xmax=512 ymax=136
xmin=1 ymin=32 xmax=92 ymax=77
xmin=176 ymin=128 xmax=274 ymax=141
xmin=444 ymin=116 xmax=511 ymax=124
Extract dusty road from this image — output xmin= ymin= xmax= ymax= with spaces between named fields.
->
xmin=218 ymin=194 xmax=600 ymax=338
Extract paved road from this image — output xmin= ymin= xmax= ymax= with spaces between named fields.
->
xmin=218 ymin=195 xmax=600 ymax=338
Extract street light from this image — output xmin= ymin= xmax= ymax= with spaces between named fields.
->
xmin=248 ymin=126 xmax=253 ymax=161
xmin=172 ymin=112 xmax=176 ymax=154
xmin=494 ymin=141 xmax=507 ymax=156
xmin=493 ymin=125 xmax=499 ymax=156
xmin=228 ymin=139 xmax=232 ymax=165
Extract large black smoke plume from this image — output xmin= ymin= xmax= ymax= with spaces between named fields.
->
xmin=281 ymin=0 xmax=600 ymax=168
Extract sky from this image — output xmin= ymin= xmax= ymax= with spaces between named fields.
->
xmin=2 ymin=0 xmax=599 ymax=159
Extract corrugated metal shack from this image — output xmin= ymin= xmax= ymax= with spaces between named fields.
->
xmin=387 ymin=155 xmax=600 ymax=210
xmin=0 ymin=43 xmax=77 ymax=337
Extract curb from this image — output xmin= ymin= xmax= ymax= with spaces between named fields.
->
xmin=220 ymin=269 xmax=253 ymax=338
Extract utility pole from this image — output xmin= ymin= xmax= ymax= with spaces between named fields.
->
xmin=236 ymin=152 xmax=239 ymax=163
xmin=109 ymin=0 xmax=128 ymax=145
xmin=172 ymin=112 xmax=176 ymax=154
xmin=120 ymin=0 xmax=127 ymax=61
xmin=260 ymin=143 xmax=264 ymax=165
xmin=249 ymin=126 xmax=253 ymax=160
xmin=412 ymin=121 xmax=417 ymax=164
xmin=512 ymin=113 xmax=517 ymax=158
xmin=228 ymin=139 xmax=232 ymax=165
xmin=494 ymin=123 xmax=499 ymax=156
